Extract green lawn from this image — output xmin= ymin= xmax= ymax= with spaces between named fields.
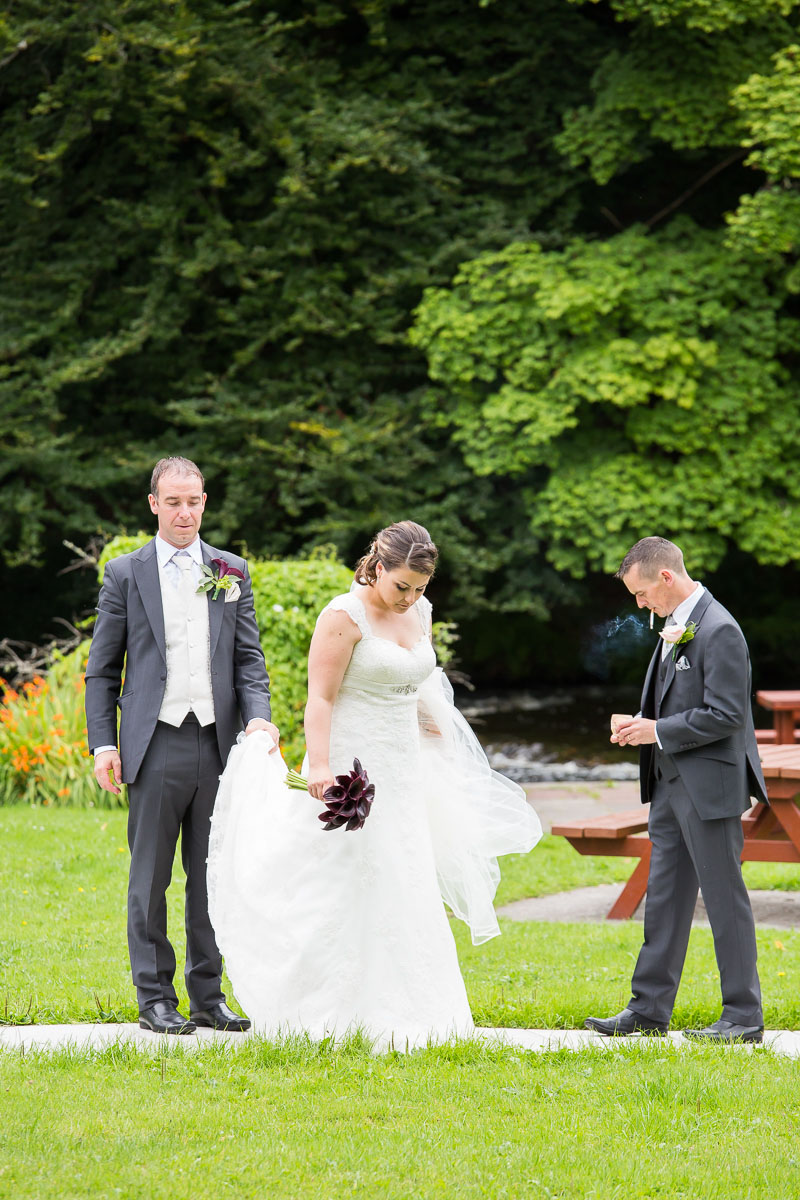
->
xmin=1 ymin=1039 xmax=799 ymax=1199
xmin=2 ymin=807 xmax=799 ymax=1029
xmin=4 ymin=806 xmax=800 ymax=1200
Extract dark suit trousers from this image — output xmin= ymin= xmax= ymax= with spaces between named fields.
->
xmin=629 ymin=774 xmax=762 ymax=1027
xmin=126 ymin=714 xmax=225 ymax=1010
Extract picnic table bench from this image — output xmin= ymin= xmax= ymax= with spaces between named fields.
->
xmin=551 ymin=743 xmax=800 ymax=920
xmin=755 ymin=690 xmax=800 ymax=745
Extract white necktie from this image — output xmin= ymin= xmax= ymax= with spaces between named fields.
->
xmin=173 ymin=551 xmax=194 ymax=608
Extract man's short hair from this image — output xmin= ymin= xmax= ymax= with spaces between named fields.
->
xmin=150 ymin=457 xmax=204 ymax=497
xmin=616 ymin=537 xmax=686 ymax=581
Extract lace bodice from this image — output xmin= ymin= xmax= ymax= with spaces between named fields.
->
xmin=321 ymin=588 xmax=436 ymax=701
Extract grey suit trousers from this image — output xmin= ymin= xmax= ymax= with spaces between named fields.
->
xmin=628 ymin=772 xmax=762 ymax=1027
xmin=127 ymin=714 xmax=225 ymax=1010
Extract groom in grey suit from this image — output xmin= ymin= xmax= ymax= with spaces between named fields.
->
xmin=586 ymin=537 xmax=766 ymax=1042
xmin=85 ymin=456 xmax=278 ymax=1034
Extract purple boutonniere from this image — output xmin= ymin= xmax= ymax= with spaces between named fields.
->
xmin=196 ymin=557 xmax=245 ymax=601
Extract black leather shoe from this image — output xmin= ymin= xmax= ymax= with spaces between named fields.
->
xmin=138 ymin=1001 xmax=196 ymax=1035
xmin=683 ymin=1019 xmax=763 ymax=1044
xmin=585 ymin=1007 xmax=668 ymax=1036
xmin=190 ymin=1002 xmax=251 ymax=1032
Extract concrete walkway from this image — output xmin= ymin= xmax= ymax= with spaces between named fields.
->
xmin=498 ymin=884 xmax=800 ymax=927
xmin=2 ymin=1022 xmax=798 ymax=1057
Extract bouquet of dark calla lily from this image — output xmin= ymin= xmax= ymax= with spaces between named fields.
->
xmin=286 ymin=758 xmax=376 ymax=831
xmin=196 ymin=557 xmax=245 ymax=601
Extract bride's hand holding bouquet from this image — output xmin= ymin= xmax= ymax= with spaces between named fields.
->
xmin=305 ymin=763 xmax=335 ymax=801
xmin=288 ymin=758 xmax=375 ymax=831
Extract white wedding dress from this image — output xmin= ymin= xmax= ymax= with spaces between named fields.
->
xmin=207 ymin=588 xmax=542 ymax=1049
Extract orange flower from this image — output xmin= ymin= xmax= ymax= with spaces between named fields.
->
xmin=58 ymin=787 xmax=70 ymax=797
xmin=3 ymin=689 xmax=18 ymax=703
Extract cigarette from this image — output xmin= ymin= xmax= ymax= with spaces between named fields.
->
xmin=649 ymin=610 xmax=654 ymax=630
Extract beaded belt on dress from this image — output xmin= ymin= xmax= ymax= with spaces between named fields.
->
xmin=339 ymin=682 xmax=419 ymax=698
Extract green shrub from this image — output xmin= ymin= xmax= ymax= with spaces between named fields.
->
xmin=0 ymin=537 xmax=353 ymax=805
xmin=247 ymin=548 xmax=355 ymax=768
xmin=2 ymin=536 xmax=454 ymax=803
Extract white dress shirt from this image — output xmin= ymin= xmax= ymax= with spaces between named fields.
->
xmin=661 ymin=582 xmax=705 ymax=660
xmin=155 ymin=533 xmax=204 ymax=588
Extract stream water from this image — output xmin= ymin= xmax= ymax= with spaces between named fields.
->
xmin=454 ymin=684 xmax=642 ymax=783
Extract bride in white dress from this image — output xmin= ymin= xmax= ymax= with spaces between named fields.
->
xmin=207 ymin=521 xmax=541 ymax=1048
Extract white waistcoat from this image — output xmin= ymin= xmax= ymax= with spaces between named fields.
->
xmin=158 ymin=565 xmax=215 ymax=727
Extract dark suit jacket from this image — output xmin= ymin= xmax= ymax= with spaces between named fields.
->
xmin=84 ymin=537 xmax=271 ymax=784
xmin=639 ymin=590 xmax=767 ymax=819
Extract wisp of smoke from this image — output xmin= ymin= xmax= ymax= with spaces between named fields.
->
xmin=583 ymin=613 xmax=652 ymax=679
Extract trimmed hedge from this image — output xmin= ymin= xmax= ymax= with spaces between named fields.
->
xmin=2 ymin=536 xmax=454 ymax=805
xmin=1 ymin=537 xmax=352 ymax=806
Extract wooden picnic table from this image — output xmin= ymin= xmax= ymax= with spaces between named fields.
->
xmin=551 ymin=742 xmax=800 ymax=920
xmin=755 ymin=690 xmax=800 ymax=745
xmin=750 ymin=743 xmax=800 ymax=859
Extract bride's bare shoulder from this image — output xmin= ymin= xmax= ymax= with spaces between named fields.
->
xmin=314 ymin=598 xmax=363 ymax=642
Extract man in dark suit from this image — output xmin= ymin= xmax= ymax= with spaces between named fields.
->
xmin=85 ymin=456 xmax=278 ymax=1034
xmin=586 ymin=537 xmax=766 ymax=1043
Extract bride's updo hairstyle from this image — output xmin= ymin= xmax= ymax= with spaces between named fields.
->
xmin=354 ymin=521 xmax=438 ymax=587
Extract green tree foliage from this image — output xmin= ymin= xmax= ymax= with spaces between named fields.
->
xmin=410 ymin=0 xmax=800 ymax=598
xmin=411 ymin=221 xmax=800 ymax=576
xmin=3 ymin=0 xmax=800 ymax=661
xmin=0 ymin=0 xmax=601 ymax=617
xmin=558 ymin=3 xmax=796 ymax=185
xmin=727 ymin=45 xmax=800 ymax=277
xmin=587 ymin=0 xmax=798 ymax=32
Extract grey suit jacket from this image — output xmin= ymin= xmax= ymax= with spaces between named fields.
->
xmin=639 ymin=590 xmax=767 ymax=818
xmin=84 ymin=537 xmax=271 ymax=784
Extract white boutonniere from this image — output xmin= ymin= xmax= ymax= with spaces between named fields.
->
xmin=659 ymin=620 xmax=697 ymax=661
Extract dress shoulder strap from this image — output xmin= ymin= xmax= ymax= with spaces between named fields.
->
xmin=416 ymin=595 xmax=433 ymax=637
xmin=321 ymin=591 xmax=370 ymax=639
